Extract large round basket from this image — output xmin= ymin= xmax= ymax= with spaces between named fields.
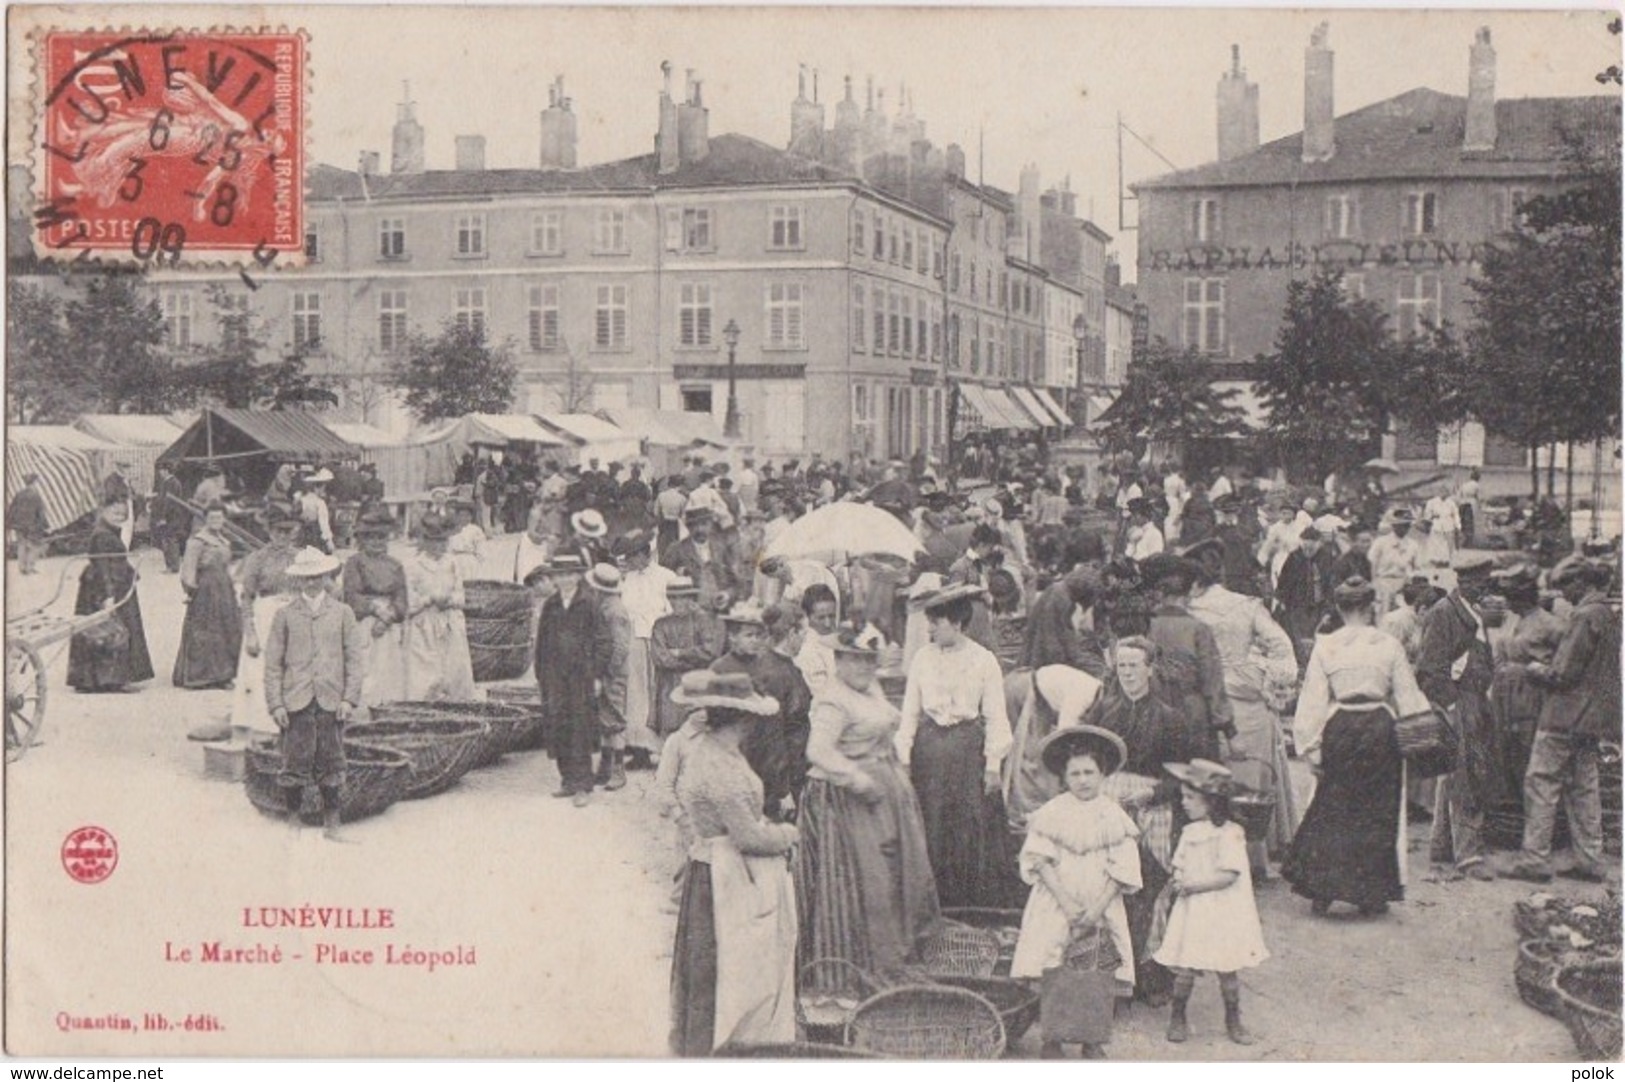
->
xmin=1517 ymin=939 xmax=1579 ymax=1017
xmin=463 ymin=580 xmax=535 ymax=683
xmin=373 ymin=701 xmax=532 ymax=766
xmin=1553 ymin=958 xmax=1624 ymax=1060
xmin=243 ymin=736 xmax=412 ymax=824
xmin=927 ymin=975 xmax=1039 ymax=1044
xmin=845 ymin=984 xmax=1007 ymax=1059
xmin=797 ymin=959 xmax=880 ymax=1045
xmin=712 ymin=1042 xmax=880 ymax=1059
xmin=343 ymin=718 xmax=489 ymax=799
xmin=916 ymin=920 xmax=1001 ymax=979
xmin=482 ymin=684 xmax=548 ymax=752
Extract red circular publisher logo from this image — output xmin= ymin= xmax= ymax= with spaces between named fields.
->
xmin=61 ymin=825 xmax=118 ymax=884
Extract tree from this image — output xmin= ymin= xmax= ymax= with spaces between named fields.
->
xmin=554 ymin=339 xmax=596 ymax=414
xmin=61 ymin=275 xmax=180 ymax=414
xmin=1465 ymin=133 xmax=1622 ymax=493
xmin=6 ymin=281 xmax=78 ymax=423
xmin=1255 ymin=270 xmax=1470 ymax=483
xmin=178 ymin=286 xmax=329 ymax=409
xmin=1094 ymin=339 xmax=1249 ymax=456
xmin=385 ymin=320 xmax=518 ymax=423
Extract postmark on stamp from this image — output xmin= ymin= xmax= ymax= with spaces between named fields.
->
xmin=33 ymin=30 xmax=306 ymax=266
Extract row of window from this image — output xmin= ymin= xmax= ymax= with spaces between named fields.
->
xmin=851 ymin=210 xmax=943 ymax=280
xmin=163 ymin=282 xmax=809 ymax=354
xmin=1187 ymin=187 xmax=1532 ymax=243
xmin=307 ymin=204 xmax=811 ymax=264
xmin=1178 ymin=272 xmax=1444 ymax=353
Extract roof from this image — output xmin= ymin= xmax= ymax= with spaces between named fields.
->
xmin=160 ymin=408 xmax=357 ymax=463
xmin=535 ymin=413 xmax=631 ymax=446
xmin=597 ymin=407 xmax=728 ymax=448
xmin=1134 ymin=90 xmax=1620 ymax=191
xmin=73 ymin=414 xmax=186 ymax=446
xmin=311 ymin=134 xmax=861 ymax=203
xmin=9 ymin=425 xmax=118 ymax=451
xmin=324 ymin=421 xmax=400 ymax=447
xmin=413 ymin=414 xmax=567 ymax=448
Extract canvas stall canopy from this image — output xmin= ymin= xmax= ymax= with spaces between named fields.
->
xmin=73 ymin=413 xmax=189 ymax=497
xmin=533 ymin=413 xmax=642 ymax=468
xmin=7 ymin=426 xmax=119 ymax=533
xmin=157 ymin=408 xmax=358 ymax=497
xmin=397 ymin=414 xmax=569 ymax=497
xmin=596 ymin=407 xmax=731 ymax=476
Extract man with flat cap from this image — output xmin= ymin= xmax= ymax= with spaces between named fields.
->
xmin=660 ymin=506 xmax=738 ymax=611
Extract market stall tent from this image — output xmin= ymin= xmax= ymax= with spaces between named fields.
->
xmin=72 ymin=413 xmax=189 ymax=498
xmin=6 ymin=426 xmax=119 ymax=533
xmin=157 ymin=408 xmax=358 ymax=495
xmin=596 ymin=407 xmax=732 ymax=475
xmin=533 ymin=413 xmax=641 ymax=468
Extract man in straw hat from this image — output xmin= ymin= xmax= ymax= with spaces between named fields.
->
xmin=1505 ymin=556 xmax=1620 ymax=883
xmin=586 ymin=563 xmax=634 ymax=793
xmin=264 ymin=547 xmax=365 ymax=840
xmin=534 ymin=554 xmax=608 ymax=807
xmin=614 ymin=530 xmax=675 ymax=769
xmin=1368 ymin=507 xmax=1422 ymax=614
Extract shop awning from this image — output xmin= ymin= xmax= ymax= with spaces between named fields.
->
xmin=1009 ymin=386 xmax=1059 ymax=429
xmin=1032 ymin=388 xmax=1072 ymax=427
xmin=957 ymin=383 xmax=1028 ymax=431
xmin=1087 ymin=395 xmax=1120 ymax=425
xmin=990 ymin=388 xmax=1039 ymax=430
xmin=160 ymin=408 xmax=358 ymax=465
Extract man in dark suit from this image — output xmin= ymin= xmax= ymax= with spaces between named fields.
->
xmin=1416 ymin=552 xmax=1498 ymax=882
xmin=7 ymin=473 xmax=49 ymax=574
xmin=659 ymin=507 xmax=738 ymax=611
xmin=533 ymin=554 xmax=612 ymax=806
xmin=150 ymin=463 xmax=189 ymax=572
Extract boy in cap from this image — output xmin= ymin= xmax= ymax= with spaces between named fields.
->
xmin=264 ymin=548 xmax=365 ymax=840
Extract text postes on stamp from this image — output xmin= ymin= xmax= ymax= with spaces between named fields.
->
xmin=34 ymin=30 xmax=306 ymax=267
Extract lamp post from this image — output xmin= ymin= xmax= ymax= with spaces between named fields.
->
xmin=1072 ymin=312 xmax=1089 ymax=424
xmin=722 ymin=318 xmax=742 ymax=439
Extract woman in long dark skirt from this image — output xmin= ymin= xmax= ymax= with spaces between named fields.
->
xmin=668 ymin=671 xmax=798 ymax=1055
xmin=897 ymin=584 xmax=1015 ymax=909
xmin=1281 ymin=577 xmax=1432 ymax=916
xmin=67 ymin=496 xmax=154 ymax=692
xmin=172 ymin=502 xmax=242 ymax=689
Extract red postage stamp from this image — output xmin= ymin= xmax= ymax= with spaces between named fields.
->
xmin=33 ymin=30 xmax=307 ymax=266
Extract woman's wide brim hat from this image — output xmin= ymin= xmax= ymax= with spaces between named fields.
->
xmin=571 ymin=509 xmax=608 ymax=538
xmin=910 ymin=581 xmax=986 ymax=612
xmin=1139 ymin=552 xmax=1198 ymax=590
xmin=265 ymin=503 xmax=304 ymax=528
xmin=285 ymin=546 xmax=342 ymax=578
xmin=355 ymin=510 xmax=396 ymax=536
xmin=668 ymin=670 xmax=779 ymax=716
xmin=1039 ymin=725 xmax=1128 ymax=779
xmin=418 ymin=513 xmax=455 ymax=540
xmin=1178 ymin=536 xmax=1224 ymax=564
xmin=1164 ymin=758 xmax=1236 ymax=796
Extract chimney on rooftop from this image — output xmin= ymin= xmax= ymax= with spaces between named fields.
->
xmin=1216 ymin=45 xmax=1261 ymax=162
xmin=1302 ymin=23 xmax=1335 ymax=163
xmin=831 ymin=74 xmax=862 ymax=173
xmin=1464 ymin=27 xmax=1497 ymax=152
xmin=945 ymin=142 xmax=966 ymax=180
xmin=539 ymin=75 xmax=578 ymax=169
xmin=358 ymin=150 xmax=381 ymax=177
xmin=677 ymin=69 xmax=710 ymax=164
xmin=391 ymin=81 xmax=425 ymax=174
xmin=790 ymin=63 xmax=826 ymax=158
xmin=656 ymin=61 xmax=681 ymax=174
xmin=1016 ymin=163 xmax=1042 ymax=266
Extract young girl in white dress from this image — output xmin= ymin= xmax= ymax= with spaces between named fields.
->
xmin=1153 ymin=759 xmax=1269 ymax=1046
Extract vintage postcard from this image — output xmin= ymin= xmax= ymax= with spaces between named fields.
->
xmin=5 ymin=3 xmax=1621 ymax=1062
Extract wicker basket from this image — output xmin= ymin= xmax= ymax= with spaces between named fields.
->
xmin=343 ymin=718 xmax=489 ymax=799
xmin=927 ymin=975 xmax=1040 ymax=1044
xmin=941 ymin=908 xmax=1022 ymax=974
xmin=797 ymin=959 xmax=880 ymax=1045
xmin=463 ymin=580 xmax=535 ymax=683
xmin=1393 ymin=708 xmax=1457 ymax=780
xmin=712 ymin=1042 xmax=880 ymax=1059
xmin=243 ymin=736 xmax=412 ymax=824
xmin=1514 ymin=899 xmax=1555 ymax=943
xmin=846 ymin=984 xmax=1007 ymax=1059
xmin=917 ymin=920 xmax=1002 ymax=979
xmin=1553 ymin=958 xmax=1624 ymax=1060
xmin=373 ymin=701 xmax=532 ymax=767
xmin=1517 ymin=939 xmax=1576 ymax=1017
xmin=482 ymin=684 xmax=549 ymax=752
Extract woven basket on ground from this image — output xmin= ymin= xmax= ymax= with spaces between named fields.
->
xmin=926 ymin=975 xmax=1039 ymax=1044
xmin=482 ymin=684 xmax=549 ymax=751
xmin=712 ymin=1042 xmax=880 ymax=1059
xmin=373 ymin=701 xmax=531 ymax=767
xmin=1517 ymin=939 xmax=1581 ymax=1017
xmin=243 ymin=736 xmax=412 ymax=824
xmin=343 ymin=718 xmax=489 ymax=799
xmin=845 ymin=984 xmax=1007 ymax=1059
xmin=1553 ymin=958 xmax=1624 ymax=1060
xmin=463 ymin=580 xmax=535 ymax=683
xmin=797 ymin=959 xmax=880 ymax=1045
xmin=940 ymin=908 xmax=1022 ymax=974
xmin=916 ymin=920 xmax=1001 ymax=979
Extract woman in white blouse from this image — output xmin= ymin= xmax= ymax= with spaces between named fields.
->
xmin=898 ymin=583 xmax=1015 ymax=908
xmin=1280 ymin=576 xmax=1432 ymax=918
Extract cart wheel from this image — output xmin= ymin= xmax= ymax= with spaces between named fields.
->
xmin=6 ymin=642 xmax=47 ymax=762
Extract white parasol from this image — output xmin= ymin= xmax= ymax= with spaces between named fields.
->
xmin=761 ymin=501 xmax=925 ymax=563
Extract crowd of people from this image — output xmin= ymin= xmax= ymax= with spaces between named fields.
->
xmin=15 ymin=442 xmax=1620 ymax=1055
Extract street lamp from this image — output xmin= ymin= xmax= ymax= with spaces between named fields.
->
xmin=722 ymin=318 xmax=742 ymax=439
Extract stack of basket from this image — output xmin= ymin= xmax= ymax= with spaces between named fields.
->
xmin=244 ymin=736 xmax=414 ymax=825
xmin=374 ymin=700 xmax=534 ymax=767
xmin=1512 ymin=891 xmax=1622 ymax=1058
xmin=463 ymin=580 xmax=536 ymax=683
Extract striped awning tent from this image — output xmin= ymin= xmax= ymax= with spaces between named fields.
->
xmin=6 ymin=427 xmax=118 ymax=533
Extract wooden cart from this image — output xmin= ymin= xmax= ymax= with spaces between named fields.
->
xmin=5 ymin=557 xmax=139 ymax=762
